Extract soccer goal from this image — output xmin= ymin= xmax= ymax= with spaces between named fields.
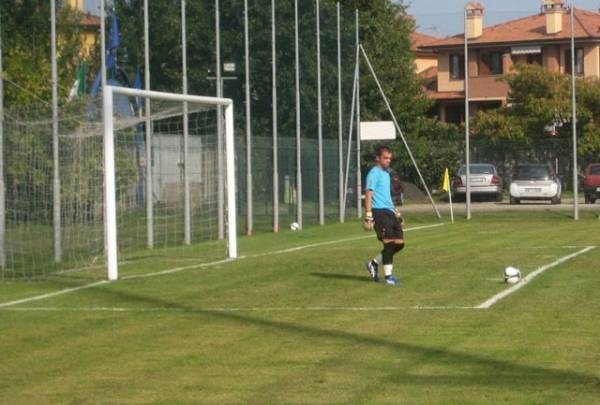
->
xmin=103 ymin=86 xmax=237 ymax=280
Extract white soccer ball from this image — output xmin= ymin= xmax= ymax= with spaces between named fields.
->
xmin=504 ymin=266 xmax=522 ymax=285
xmin=290 ymin=222 xmax=301 ymax=231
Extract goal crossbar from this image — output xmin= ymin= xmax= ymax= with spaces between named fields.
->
xmin=103 ymin=85 xmax=238 ymax=281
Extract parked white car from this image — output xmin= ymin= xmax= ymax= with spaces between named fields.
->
xmin=509 ymin=164 xmax=561 ymax=204
xmin=453 ymin=164 xmax=503 ymax=202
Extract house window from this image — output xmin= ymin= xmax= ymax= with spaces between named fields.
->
xmin=526 ymin=53 xmax=543 ymax=65
xmin=565 ymin=48 xmax=584 ymax=76
xmin=449 ymin=53 xmax=464 ymax=80
xmin=479 ymin=51 xmax=504 ymax=75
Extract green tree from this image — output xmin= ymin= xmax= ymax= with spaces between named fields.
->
xmin=472 ymin=63 xmax=600 ymax=179
xmin=1 ymin=0 xmax=85 ymax=105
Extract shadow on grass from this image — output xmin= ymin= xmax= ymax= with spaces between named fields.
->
xmin=310 ymin=272 xmax=373 ymax=283
xmin=71 ymin=285 xmax=600 ymax=391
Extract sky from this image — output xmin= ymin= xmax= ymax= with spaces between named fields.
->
xmin=406 ymin=0 xmax=600 ymax=37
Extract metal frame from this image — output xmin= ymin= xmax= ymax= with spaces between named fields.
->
xmin=102 ymin=86 xmax=237 ymax=281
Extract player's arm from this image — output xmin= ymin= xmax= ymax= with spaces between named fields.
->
xmin=363 ymin=190 xmax=375 ymax=231
xmin=363 ymin=180 xmax=375 ymax=231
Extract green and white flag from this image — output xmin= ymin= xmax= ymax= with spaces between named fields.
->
xmin=67 ymin=64 xmax=86 ymax=102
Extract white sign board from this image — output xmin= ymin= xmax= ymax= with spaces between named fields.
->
xmin=223 ymin=63 xmax=236 ymax=72
xmin=360 ymin=121 xmax=396 ymax=141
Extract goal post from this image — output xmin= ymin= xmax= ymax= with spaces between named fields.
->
xmin=103 ymin=85 xmax=237 ymax=281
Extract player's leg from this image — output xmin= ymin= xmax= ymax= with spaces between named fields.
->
xmin=366 ymin=250 xmax=383 ymax=281
xmin=380 ymin=213 xmax=405 ymax=286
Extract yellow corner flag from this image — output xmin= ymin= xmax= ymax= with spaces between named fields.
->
xmin=442 ymin=168 xmax=450 ymax=193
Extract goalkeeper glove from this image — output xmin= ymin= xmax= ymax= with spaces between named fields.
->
xmin=395 ymin=207 xmax=405 ymax=225
xmin=363 ymin=212 xmax=375 ymax=232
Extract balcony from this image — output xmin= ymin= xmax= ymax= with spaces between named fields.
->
xmin=468 ymin=75 xmax=510 ymax=100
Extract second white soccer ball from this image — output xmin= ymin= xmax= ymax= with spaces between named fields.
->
xmin=504 ymin=266 xmax=522 ymax=285
xmin=290 ymin=222 xmax=301 ymax=231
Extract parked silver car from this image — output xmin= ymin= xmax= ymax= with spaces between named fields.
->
xmin=509 ymin=164 xmax=561 ymax=204
xmin=453 ymin=164 xmax=503 ymax=202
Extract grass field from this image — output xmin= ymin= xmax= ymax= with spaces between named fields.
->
xmin=1 ymin=210 xmax=599 ymax=403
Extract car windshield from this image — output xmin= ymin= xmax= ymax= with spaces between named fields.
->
xmin=590 ymin=165 xmax=600 ymax=175
xmin=459 ymin=165 xmax=495 ymax=175
xmin=514 ymin=166 xmax=550 ymax=180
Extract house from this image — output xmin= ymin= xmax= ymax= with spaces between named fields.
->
xmin=67 ymin=0 xmax=100 ymax=58
xmin=419 ymin=0 xmax=600 ymax=123
xmin=411 ymin=31 xmax=439 ymax=74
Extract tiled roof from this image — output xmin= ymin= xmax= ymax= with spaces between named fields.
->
xmin=80 ymin=14 xmax=101 ymax=28
xmin=422 ymin=8 xmax=600 ymax=49
xmin=411 ymin=31 xmax=440 ymax=52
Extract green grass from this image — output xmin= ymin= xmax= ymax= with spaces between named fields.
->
xmin=1 ymin=211 xmax=600 ymax=403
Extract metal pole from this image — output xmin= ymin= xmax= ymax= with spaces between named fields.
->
xmin=144 ymin=0 xmax=154 ymax=248
xmin=342 ymin=59 xmax=359 ymax=220
xmin=216 ymin=0 xmax=225 ymax=240
xmin=244 ymin=0 xmax=253 ymax=235
xmin=294 ymin=0 xmax=303 ymax=229
xmin=224 ymin=103 xmax=238 ymax=258
xmin=316 ymin=0 xmax=324 ymax=225
xmin=51 ymin=0 xmax=62 ymax=263
xmin=464 ymin=5 xmax=472 ymax=220
xmin=182 ymin=0 xmax=191 ymax=244
xmin=355 ymin=9 xmax=362 ymax=219
xmin=571 ymin=3 xmax=579 ymax=220
xmin=272 ymin=0 xmax=279 ymax=232
xmin=337 ymin=2 xmax=343 ymax=223
xmin=103 ymin=87 xmax=118 ymax=280
xmin=101 ymin=0 xmax=106 ymax=92
xmin=0 ymin=8 xmax=5 ymax=268
xmin=360 ymin=45 xmax=442 ymax=219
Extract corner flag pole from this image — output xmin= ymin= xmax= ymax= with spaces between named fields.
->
xmin=443 ymin=168 xmax=454 ymax=224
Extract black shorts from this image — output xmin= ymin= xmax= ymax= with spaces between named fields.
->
xmin=373 ymin=209 xmax=404 ymax=241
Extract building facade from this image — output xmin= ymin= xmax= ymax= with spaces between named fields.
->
xmin=418 ymin=0 xmax=600 ymax=123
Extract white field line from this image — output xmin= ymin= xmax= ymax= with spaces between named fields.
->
xmin=3 ymin=305 xmax=474 ymax=313
xmin=0 ymin=223 xmax=445 ymax=309
xmin=476 ymin=246 xmax=596 ymax=309
xmin=0 ymin=281 xmax=108 ymax=309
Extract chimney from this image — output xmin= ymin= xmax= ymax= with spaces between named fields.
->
xmin=543 ymin=0 xmax=567 ymax=35
xmin=466 ymin=2 xmax=485 ymax=39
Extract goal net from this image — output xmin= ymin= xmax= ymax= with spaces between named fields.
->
xmin=1 ymin=86 xmax=237 ymax=280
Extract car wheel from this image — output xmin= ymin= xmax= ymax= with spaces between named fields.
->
xmin=509 ymin=197 xmax=519 ymax=205
xmin=495 ymin=193 xmax=503 ymax=202
xmin=592 ymin=198 xmax=597 ymax=204
xmin=551 ymin=196 xmax=561 ymax=205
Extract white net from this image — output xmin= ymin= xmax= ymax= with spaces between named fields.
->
xmin=1 ymin=92 xmax=230 ymax=280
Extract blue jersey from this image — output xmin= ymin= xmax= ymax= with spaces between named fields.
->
xmin=366 ymin=166 xmax=395 ymax=212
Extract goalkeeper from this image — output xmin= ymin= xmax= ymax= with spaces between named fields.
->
xmin=363 ymin=145 xmax=404 ymax=286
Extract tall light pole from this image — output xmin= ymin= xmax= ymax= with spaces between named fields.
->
xmin=244 ymin=0 xmax=253 ymax=235
xmin=51 ymin=0 xmax=62 ymax=261
xmin=0 ymin=5 xmax=5 ymax=268
xmin=464 ymin=4 xmax=472 ymax=220
xmin=570 ymin=3 xmax=579 ymax=220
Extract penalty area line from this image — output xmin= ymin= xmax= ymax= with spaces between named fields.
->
xmin=3 ymin=305 xmax=474 ymax=313
xmin=0 ymin=223 xmax=445 ymax=309
xmin=475 ymin=246 xmax=596 ymax=310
